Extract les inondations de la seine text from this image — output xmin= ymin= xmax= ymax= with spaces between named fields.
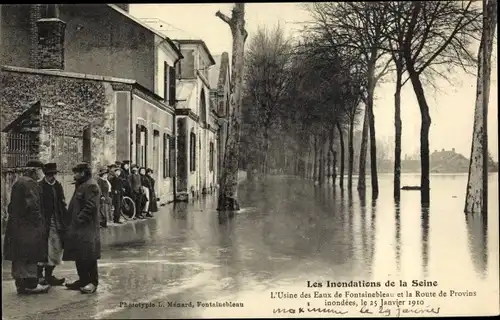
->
xmin=269 ymin=279 xmax=478 ymax=317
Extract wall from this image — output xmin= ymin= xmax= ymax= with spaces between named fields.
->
xmin=0 ymin=69 xmax=116 ymax=173
xmin=0 ymin=4 xmax=156 ymax=94
xmin=130 ymin=92 xmax=175 ymax=202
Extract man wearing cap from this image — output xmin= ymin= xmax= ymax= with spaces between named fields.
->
xmin=38 ymin=162 xmax=68 ymax=286
xmin=97 ymin=167 xmax=111 ymax=228
xmin=129 ymin=165 xmax=145 ymax=219
xmin=63 ymin=162 xmax=101 ymax=294
xmin=3 ymin=160 xmax=50 ymax=294
xmin=108 ymin=164 xmax=124 ymax=224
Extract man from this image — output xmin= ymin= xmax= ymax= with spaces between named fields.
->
xmin=128 ymin=165 xmax=145 ymax=219
xmin=120 ymin=160 xmax=132 ymax=199
xmin=97 ymin=167 xmax=111 ymax=228
xmin=108 ymin=164 xmax=123 ymax=224
xmin=3 ymin=159 xmax=50 ymax=294
xmin=38 ymin=162 xmax=68 ymax=286
xmin=63 ymin=162 xmax=101 ymax=294
xmin=121 ymin=160 xmax=131 ymax=179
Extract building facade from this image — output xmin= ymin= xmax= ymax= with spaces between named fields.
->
xmin=0 ymin=4 xmax=182 ymax=202
xmin=173 ymin=39 xmax=218 ymax=199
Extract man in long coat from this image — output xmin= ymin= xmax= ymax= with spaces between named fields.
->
xmin=108 ymin=164 xmax=124 ymax=224
xmin=3 ymin=159 xmax=50 ymax=294
xmin=38 ymin=162 xmax=68 ymax=286
xmin=63 ymin=162 xmax=101 ymax=294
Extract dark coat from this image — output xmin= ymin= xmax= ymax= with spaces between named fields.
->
xmin=97 ymin=178 xmax=111 ymax=201
xmin=109 ymin=175 xmax=123 ymax=197
xmin=63 ymin=177 xmax=101 ymax=261
xmin=3 ymin=176 xmax=48 ymax=263
xmin=39 ymin=178 xmax=68 ymax=236
xmin=147 ymin=176 xmax=159 ymax=212
xmin=128 ymin=173 xmax=142 ymax=194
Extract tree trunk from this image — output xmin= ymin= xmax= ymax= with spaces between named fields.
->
xmin=337 ymin=122 xmax=345 ymax=190
xmin=215 ymin=4 xmax=247 ymax=211
xmin=358 ymin=106 xmax=369 ymax=191
xmin=394 ymin=66 xmax=403 ymax=201
xmin=465 ymin=0 xmax=497 ymax=214
xmin=348 ymin=116 xmax=355 ymax=191
xmin=313 ymin=136 xmax=318 ymax=183
xmin=329 ymin=126 xmax=336 ymax=186
xmin=319 ymin=138 xmax=324 ymax=185
xmin=407 ymin=62 xmax=431 ymax=206
xmin=367 ymin=61 xmax=379 ymax=199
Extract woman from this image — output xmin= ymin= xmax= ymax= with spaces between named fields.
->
xmin=139 ymin=167 xmax=152 ymax=217
xmin=146 ymin=168 xmax=158 ymax=213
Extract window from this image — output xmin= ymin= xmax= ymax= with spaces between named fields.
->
xmin=200 ymin=89 xmax=207 ymax=124
xmin=164 ymin=62 xmax=177 ymax=106
xmin=163 ymin=133 xmax=169 ymax=178
xmin=209 ymin=142 xmax=214 ymax=172
xmin=164 ymin=62 xmax=169 ymax=103
xmin=136 ymin=124 xmax=148 ymax=167
xmin=169 ymin=137 xmax=175 ymax=178
xmin=190 ymin=131 xmax=196 ymax=172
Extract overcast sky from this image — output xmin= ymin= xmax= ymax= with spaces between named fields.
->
xmin=131 ymin=3 xmax=498 ymax=161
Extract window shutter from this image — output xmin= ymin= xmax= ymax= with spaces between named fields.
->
xmin=169 ymin=65 xmax=176 ymax=106
xmin=164 ymin=62 xmax=168 ymax=102
xmin=181 ymin=50 xmax=195 ymax=78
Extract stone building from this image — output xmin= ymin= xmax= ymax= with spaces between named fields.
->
xmin=0 ymin=4 xmax=182 ymax=203
xmin=141 ymin=18 xmax=223 ymax=199
xmin=209 ymin=52 xmax=231 ymax=182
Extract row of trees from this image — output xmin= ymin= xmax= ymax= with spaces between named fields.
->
xmin=238 ymin=1 xmax=487 ymax=208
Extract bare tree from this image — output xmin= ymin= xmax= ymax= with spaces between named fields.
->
xmin=216 ymin=3 xmax=248 ymax=211
xmin=465 ymin=0 xmax=498 ymax=214
xmin=306 ymin=2 xmax=392 ymax=200
xmin=401 ymin=1 xmax=481 ymax=206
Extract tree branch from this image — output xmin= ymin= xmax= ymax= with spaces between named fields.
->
xmin=216 ymin=10 xmax=232 ymax=26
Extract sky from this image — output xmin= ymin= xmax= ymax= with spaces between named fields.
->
xmin=131 ymin=3 xmax=499 ymax=161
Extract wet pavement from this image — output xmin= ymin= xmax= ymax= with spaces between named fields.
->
xmin=2 ymin=174 xmax=499 ymax=319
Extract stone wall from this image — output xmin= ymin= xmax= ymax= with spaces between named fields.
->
xmin=0 ymin=68 xmax=116 ymax=173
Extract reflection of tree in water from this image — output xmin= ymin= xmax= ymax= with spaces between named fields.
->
xmin=394 ymin=202 xmax=402 ymax=272
xmin=465 ymin=213 xmax=488 ymax=278
xmin=216 ymin=211 xmax=242 ymax=293
xmin=421 ymin=207 xmax=429 ymax=276
xmin=367 ymin=199 xmax=377 ymax=277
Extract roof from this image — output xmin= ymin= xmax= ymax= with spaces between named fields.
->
xmin=175 ymin=39 xmax=216 ymax=65
xmin=106 ymin=4 xmax=183 ymax=60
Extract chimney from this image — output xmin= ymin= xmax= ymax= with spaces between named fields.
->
xmin=115 ymin=4 xmax=130 ymax=12
xmin=452 ymin=148 xmax=455 ymax=152
xmin=36 ymin=6 xmax=66 ymax=70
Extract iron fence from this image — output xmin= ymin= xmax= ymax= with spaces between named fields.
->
xmin=1 ymin=132 xmax=38 ymax=169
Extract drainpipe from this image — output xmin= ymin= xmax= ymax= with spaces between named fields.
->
xmin=130 ymin=89 xmax=134 ymax=163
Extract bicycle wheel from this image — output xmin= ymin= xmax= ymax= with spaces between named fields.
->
xmin=121 ymin=196 xmax=136 ymax=220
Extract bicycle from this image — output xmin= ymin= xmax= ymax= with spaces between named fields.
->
xmin=120 ymin=196 xmax=136 ymax=221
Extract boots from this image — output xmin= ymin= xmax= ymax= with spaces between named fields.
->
xmin=44 ymin=266 xmax=65 ymax=286
xmin=37 ymin=265 xmax=45 ymax=284
xmin=16 ymin=278 xmax=50 ymax=295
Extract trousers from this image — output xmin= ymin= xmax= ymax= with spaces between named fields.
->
xmin=75 ymin=260 xmax=99 ymax=286
xmin=12 ymin=260 xmax=38 ymax=289
xmin=112 ymin=194 xmax=122 ymax=222
xmin=40 ymin=217 xmax=63 ymax=266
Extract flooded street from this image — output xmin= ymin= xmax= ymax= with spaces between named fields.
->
xmin=2 ymin=174 xmax=499 ymax=319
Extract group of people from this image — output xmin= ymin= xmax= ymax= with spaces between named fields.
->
xmin=98 ymin=160 xmax=159 ymax=227
xmin=3 ymin=159 xmax=160 ymax=295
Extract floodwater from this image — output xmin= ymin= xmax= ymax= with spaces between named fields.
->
xmin=2 ymin=173 xmax=499 ymax=319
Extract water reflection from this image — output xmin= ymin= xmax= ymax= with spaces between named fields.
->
xmin=465 ymin=213 xmax=488 ymax=278
xmin=394 ymin=201 xmax=402 ymax=272
xmin=421 ymin=206 xmax=430 ymax=276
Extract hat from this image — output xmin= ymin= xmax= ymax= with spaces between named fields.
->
xmin=146 ymin=168 xmax=153 ymax=174
xmin=43 ymin=163 xmax=58 ymax=174
xmin=26 ymin=159 xmax=44 ymax=168
xmin=122 ymin=160 xmax=130 ymax=164
xmin=98 ymin=167 xmax=109 ymax=176
xmin=115 ymin=161 xmax=122 ymax=166
xmin=72 ymin=162 xmax=91 ymax=173
xmin=131 ymin=165 xmax=138 ymax=171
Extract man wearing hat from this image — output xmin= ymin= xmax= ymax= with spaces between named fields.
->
xmin=108 ymin=164 xmax=124 ymax=224
xmin=63 ymin=162 xmax=101 ymax=294
xmin=96 ymin=167 xmax=111 ymax=228
xmin=3 ymin=160 xmax=50 ymax=294
xmin=129 ymin=164 xmax=145 ymax=219
xmin=38 ymin=163 xmax=68 ymax=286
